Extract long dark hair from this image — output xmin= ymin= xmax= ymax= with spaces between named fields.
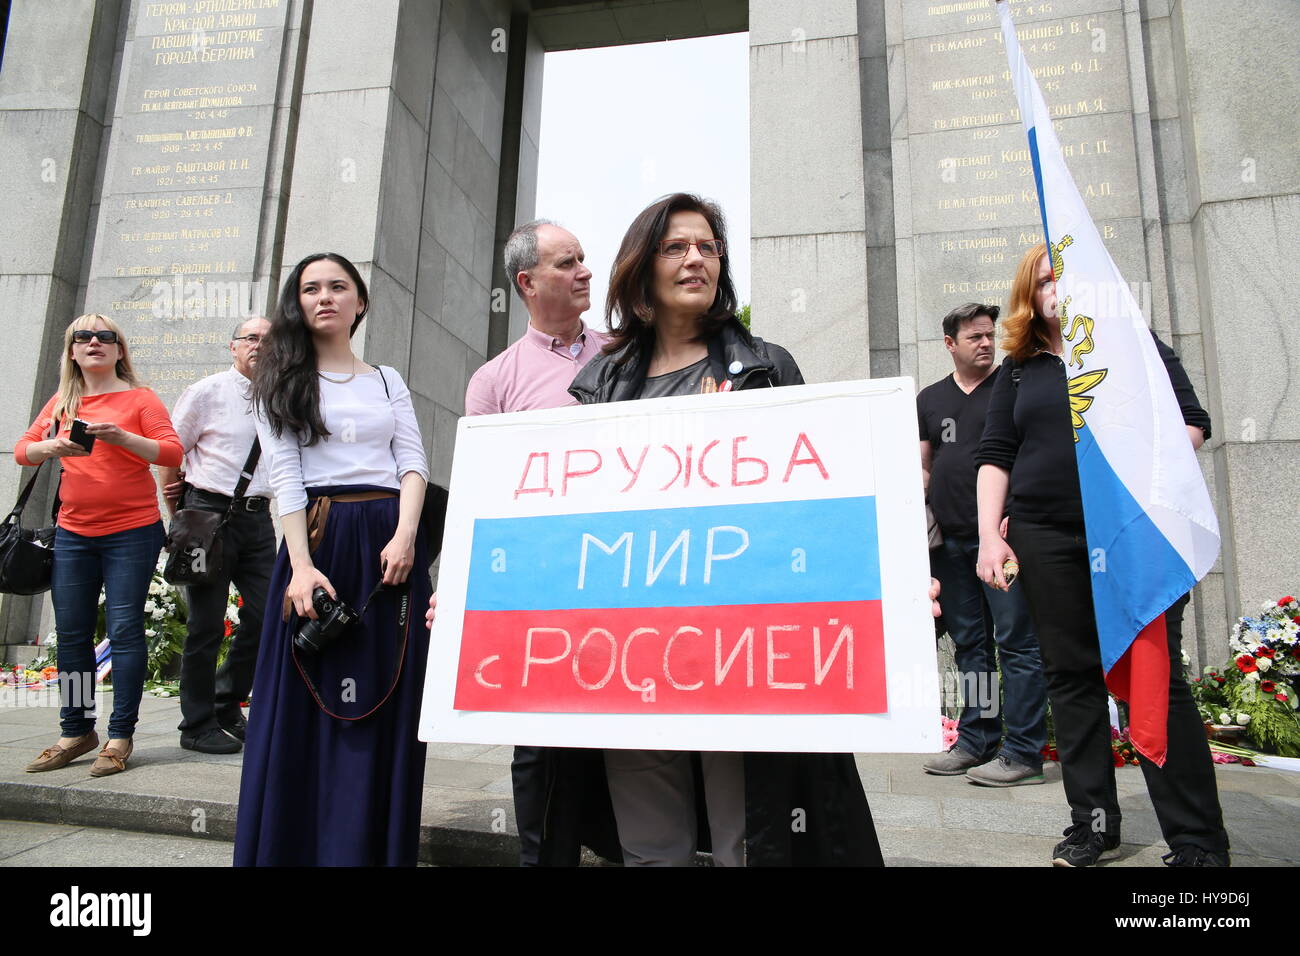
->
xmin=603 ymin=192 xmax=738 ymax=358
xmin=251 ymin=252 xmax=369 ymax=446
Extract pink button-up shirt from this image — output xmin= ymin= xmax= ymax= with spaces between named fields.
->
xmin=464 ymin=321 xmax=610 ymax=416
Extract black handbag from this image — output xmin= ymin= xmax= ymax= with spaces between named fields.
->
xmin=163 ymin=440 xmax=261 ymax=586
xmin=0 ymin=426 xmax=60 ymax=595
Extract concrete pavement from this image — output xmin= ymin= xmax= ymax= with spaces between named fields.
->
xmin=1 ymin=690 xmax=1296 ymax=866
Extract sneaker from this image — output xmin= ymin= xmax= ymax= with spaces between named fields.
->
xmin=181 ymin=728 xmax=242 ymax=755
xmin=923 ymin=746 xmax=986 ymax=776
xmin=1162 ymin=845 xmax=1230 ymax=867
xmin=217 ymin=712 xmax=247 ymax=742
xmin=965 ymin=754 xmax=1045 ymax=787
xmin=1052 ymin=822 xmax=1121 ymax=867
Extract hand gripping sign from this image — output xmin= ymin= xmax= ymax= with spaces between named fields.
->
xmin=419 ymin=379 xmax=941 ymax=753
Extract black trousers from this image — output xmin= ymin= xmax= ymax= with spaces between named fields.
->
xmin=1008 ymin=517 xmax=1228 ymax=853
xmin=177 ymin=495 xmax=275 ymax=735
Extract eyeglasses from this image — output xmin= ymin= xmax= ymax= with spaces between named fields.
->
xmin=232 ymin=334 xmax=264 ymax=344
xmin=656 ymin=239 xmax=725 ymax=259
xmin=72 ymin=330 xmax=119 ymax=345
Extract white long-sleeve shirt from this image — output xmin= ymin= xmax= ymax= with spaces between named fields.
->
xmin=171 ymin=366 xmax=273 ymax=499
xmin=254 ymin=366 xmax=429 ymax=516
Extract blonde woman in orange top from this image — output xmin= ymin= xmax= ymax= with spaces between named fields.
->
xmin=15 ymin=314 xmax=182 ymax=776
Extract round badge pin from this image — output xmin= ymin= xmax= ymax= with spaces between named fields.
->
xmin=728 ymin=361 xmax=743 ymax=374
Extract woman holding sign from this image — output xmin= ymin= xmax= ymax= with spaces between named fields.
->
xmin=234 ymin=252 xmax=431 ymax=866
xmin=974 ymin=243 xmax=1227 ymax=867
xmin=568 ymin=192 xmax=883 ymax=866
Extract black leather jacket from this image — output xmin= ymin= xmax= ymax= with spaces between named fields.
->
xmin=568 ymin=317 xmax=804 ymax=403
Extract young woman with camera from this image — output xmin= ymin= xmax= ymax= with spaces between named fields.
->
xmin=234 ymin=252 xmax=431 ymax=866
xmin=15 ymin=314 xmax=181 ymax=777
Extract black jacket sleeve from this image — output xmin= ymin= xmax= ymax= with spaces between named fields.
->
xmin=763 ymin=342 xmax=804 ymax=387
xmin=1151 ymin=330 xmax=1211 ymax=441
xmin=974 ymin=357 xmax=1018 ymax=471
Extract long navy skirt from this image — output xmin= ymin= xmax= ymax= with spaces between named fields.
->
xmin=233 ymin=486 xmax=431 ymax=866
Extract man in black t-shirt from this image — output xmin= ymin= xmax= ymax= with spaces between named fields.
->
xmin=917 ymin=303 xmax=1047 ymax=786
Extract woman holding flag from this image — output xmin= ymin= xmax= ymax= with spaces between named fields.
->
xmin=974 ymin=243 xmax=1229 ymax=868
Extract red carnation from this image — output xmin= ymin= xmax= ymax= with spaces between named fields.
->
xmin=237 ymin=596 xmax=244 ymax=607
xmin=1276 ymin=693 xmax=1289 ymax=703
xmin=1256 ymin=647 xmax=1275 ymax=659
xmin=1113 ymin=753 xmax=1125 ymax=767
xmin=1214 ymin=675 xmax=1227 ymax=684
xmin=1279 ymin=596 xmax=1296 ymax=605
xmin=223 ymin=620 xmax=234 ymax=638
xmin=1236 ymin=655 xmax=1258 ymax=673
xmin=1261 ymin=680 xmax=1276 ymax=693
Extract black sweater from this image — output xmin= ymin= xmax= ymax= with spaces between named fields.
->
xmin=974 ymin=331 xmax=1211 ymax=524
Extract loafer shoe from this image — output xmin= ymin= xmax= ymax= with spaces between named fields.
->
xmin=89 ymin=739 xmax=134 ymax=777
xmin=181 ymin=728 xmax=242 ymax=754
xmin=217 ymin=712 xmax=247 ymax=742
xmin=1052 ymin=823 xmax=1121 ymax=867
xmin=25 ymin=732 xmax=99 ymax=772
xmin=965 ymin=754 xmax=1045 ymax=787
xmin=922 ymin=746 xmax=986 ymax=776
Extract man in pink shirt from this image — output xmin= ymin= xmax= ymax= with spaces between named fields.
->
xmin=464 ymin=220 xmax=607 ymax=413
xmin=459 ymin=220 xmax=617 ymax=866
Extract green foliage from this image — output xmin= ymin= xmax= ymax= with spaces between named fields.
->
xmin=736 ymin=304 xmax=750 ymax=330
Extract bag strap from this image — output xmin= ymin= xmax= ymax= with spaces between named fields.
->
xmin=289 ymin=579 xmax=411 ymax=722
xmin=8 ymin=421 xmax=57 ymax=523
xmin=230 ymin=439 xmax=262 ymax=501
xmin=376 ymin=365 xmax=390 ymax=399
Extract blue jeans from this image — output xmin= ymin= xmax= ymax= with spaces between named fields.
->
xmin=52 ymin=521 xmax=165 ymax=739
xmin=933 ymin=533 xmax=1047 ymax=769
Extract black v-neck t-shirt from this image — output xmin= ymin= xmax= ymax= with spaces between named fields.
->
xmin=917 ymin=370 xmax=999 ymax=537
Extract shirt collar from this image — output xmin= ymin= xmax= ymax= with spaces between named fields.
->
xmin=525 ymin=320 xmax=586 ymax=354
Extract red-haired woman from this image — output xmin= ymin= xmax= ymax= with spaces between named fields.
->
xmin=974 ymin=243 xmax=1228 ymax=867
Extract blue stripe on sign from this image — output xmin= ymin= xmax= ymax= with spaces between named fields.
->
xmin=1075 ymin=425 xmax=1194 ymax=673
xmin=465 ymin=496 xmax=879 ymax=611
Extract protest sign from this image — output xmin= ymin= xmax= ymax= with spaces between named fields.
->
xmin=419 ymin=378 xmax=941 ymax=753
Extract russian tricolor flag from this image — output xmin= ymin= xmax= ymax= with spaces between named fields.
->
xmin=454 ymin=496 xmax=887 ymax=715
xmin=998 ymin=0 xmax=1220 ymax=764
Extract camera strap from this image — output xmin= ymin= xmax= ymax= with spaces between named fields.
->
xmin=290 ymin=578 xmax=412 ymax=722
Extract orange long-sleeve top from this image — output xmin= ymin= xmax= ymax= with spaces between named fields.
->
xmin=14 ymin=389 xmax=183 ymax=537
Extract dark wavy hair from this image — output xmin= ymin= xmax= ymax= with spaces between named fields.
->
xmin=603 ymin=192 xmax=738 ymax=359
xmin=251 ymin=252 xmax=369 ymax=446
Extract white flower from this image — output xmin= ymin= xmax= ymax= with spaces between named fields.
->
xmin=1218 ymin=712 xmax=1231 ymax=725
xmin=143 ymin=600 xmax=156 ymax=614
xmin=1235 ymin=713 xmax=1251 ymax=726
xmin=1262 ymin=601 xmax=1277 ymax=611
xmin=1180 ymin=650 xmax=1190 ymax=666
xmin=145 ymin=628 xmax=156 ymax=638
xmin=151 ymin=607 xmax=166 ymax=621
xmin=44 ymin=631 xmax=58 ymax=646
xmin=1257 ymin=657 xmax=1272 ymax=672
xmin=1245 ymin=671 xmax=1260 ymax=683
xmin=227 ymin=606 xmax=240 ymax=625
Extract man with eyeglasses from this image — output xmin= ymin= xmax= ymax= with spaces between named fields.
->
xmin=158 ymin=316 xmax=274 ymax=754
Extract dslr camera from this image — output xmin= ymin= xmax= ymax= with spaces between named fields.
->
xmin=294 ymin=587 xmax=357 ymax=654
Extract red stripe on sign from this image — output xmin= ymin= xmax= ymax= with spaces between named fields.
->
xmin=453 ymin=601 xmax=885 ymax=714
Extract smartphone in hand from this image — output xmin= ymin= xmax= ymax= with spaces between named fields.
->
xmin=70 ymin=419 xmax=96 ymax=452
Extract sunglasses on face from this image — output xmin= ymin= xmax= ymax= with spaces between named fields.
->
xmin=72 ymin=330 xmax=119 ymax=345
xmin=656 ymin=239 xmax=725 ymax=259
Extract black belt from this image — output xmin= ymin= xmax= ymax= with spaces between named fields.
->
xmin=188 ymin=487 xmax=270 ymax=513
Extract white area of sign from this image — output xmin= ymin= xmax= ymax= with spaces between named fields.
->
xmin=418 ymin=378 xmax=941 ymax=753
